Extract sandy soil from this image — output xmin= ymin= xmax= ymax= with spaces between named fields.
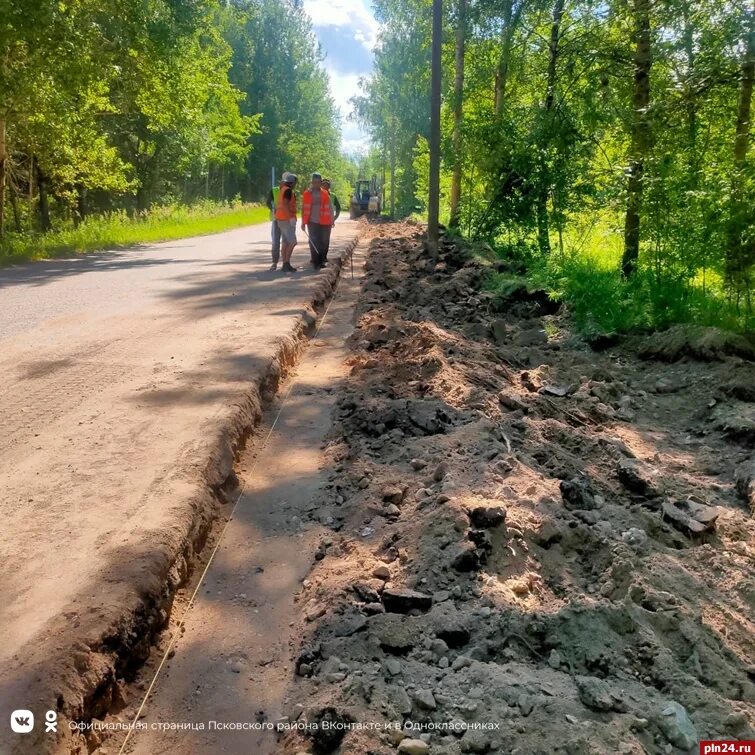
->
xmin=278 ymin=223 xmax=755 ymax=755
xmin=0 ymin=220 xmax=360 ymax=754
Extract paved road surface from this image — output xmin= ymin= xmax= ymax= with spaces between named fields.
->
xmin=0 ymin=219 xmax=358 ymax=749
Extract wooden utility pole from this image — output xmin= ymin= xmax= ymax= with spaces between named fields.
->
xmin=428 ymin=0 xmax=442 ymax=260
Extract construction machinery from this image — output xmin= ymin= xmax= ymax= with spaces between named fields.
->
xmin=349 ymin=176 xmax=381 ymax=218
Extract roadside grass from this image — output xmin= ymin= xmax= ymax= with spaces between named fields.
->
xmin=485 ymin=215 xmax=754 ymax=335
xmin=0 ymin=201 xmax=269 ymax=266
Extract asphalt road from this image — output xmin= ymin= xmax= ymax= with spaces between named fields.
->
xmin=0 ymin=219 xmax=358 ymax=751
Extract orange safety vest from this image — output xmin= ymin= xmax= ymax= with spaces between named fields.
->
xmin=275 ymin=184 xmax=297 ymax=220
xmin=302 ymin=188 xmax=333 ymax=226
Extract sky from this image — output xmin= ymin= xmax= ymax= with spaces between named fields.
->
xmin=302 ymin=0 xmax=380 ymax=155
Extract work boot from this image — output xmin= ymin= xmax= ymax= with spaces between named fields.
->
xmin=282 ymin=262 xmax=297 ymax=273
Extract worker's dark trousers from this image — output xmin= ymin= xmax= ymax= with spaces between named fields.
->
xmin=306 ymin=223 xmax=328 ymax=267
xmin=271 ymin=220 xmax=281 ymax=265
xmin=322 ymin=224 xmax=332 ymax=262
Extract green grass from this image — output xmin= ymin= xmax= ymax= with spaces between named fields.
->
xmin=0 ymin=201 xmax=269 ymax=266
xmin=486 ymin=213 xmax=754 ymax=336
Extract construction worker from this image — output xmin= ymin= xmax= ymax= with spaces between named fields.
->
xmin=321 ymin=178 xmax=340 ymax=266
xmin=275 ymin=172 xmax=299 ymax=273
xmin=266 ymin=183 xmax=281 ymax=270
xmin=301 ymin=173 xmax=333 ymax=269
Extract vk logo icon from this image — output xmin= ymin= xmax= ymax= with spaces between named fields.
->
xmin=10 ymin=709 xmax=34 ymax=733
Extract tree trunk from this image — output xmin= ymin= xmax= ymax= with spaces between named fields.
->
xmin=390 ymin=128 xmax=396 ymax=218
xmin=536 ymin=0 xmax=565 ymax=256
xmin=10 ymin=184 xmax=21 ymax=232
xmin=494 ymin=0 xmax=515 ymax=117
xmin=621 ymin=0 xmax=652 ymax=279
xmin=427 ymin=0 xmax=443 ymax=260
xmin=0 ymin=119 xmax=6 ymax=238
xmin=77 ymin=185 xmax=88 ymax=223
xmin=726 ymin=2 xmax=755 ymax=296
xmin=449 ymin=0 xmax=466 ymax=229
xmin=37 ymin=163 xmax=51 ymax=232
xmin=682 ymin=2 xmax=697 ymax=169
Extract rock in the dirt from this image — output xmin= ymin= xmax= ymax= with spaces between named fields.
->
xmin=433 ymin=615 xmax=471 ymax=649
xmin=638 ymin=325 xmax=755 ymax=362
xmin=711 ymin=402 xmax=755 ymax=442
xmin=541 ymin=384 xmax=569 ymax=397
xmin=468 ymin=505 xmax=506 ymax=528
xmin=370 ymin=614 xmax=419 ymax=653
xmin=499 ymin=391 xmax=528 ymax=413
xmin=385 ymin=658 xmax=402 ymax=676
xmin=617 ymin=459 xmax=663 ymax=497
xmin=383 ymin=685 xmax=413 ymax=716
xmin=383 ymin=484 xmax=406 ymax=504
xmin=353 ymin=581 xmax=381 ymax=603
xmin=491 ymin=319 xmax=509 ymax=345
xmin=662 ymin=498 xmax=719 ymax=535
xmin=373 ymin=565 xmax=391 ymax=580
xmin=412 ymin=688 xmax=437 ymax=710
xmin=656 ymin=701 xmax=698 ymax=750
xmin=515 ymin=328 xmax=548 ymax=346
xmin=736 ymin=456 xmax=755 ymax=513
xmin=333 ymin=612 xmax=368 ymax=637
xmin=452 ymin=655 xmax=472 ymax=671
xmin=433 ymin=461 xmax=449 ymax=481
xmin=410 ymin=458 xmax=428 ymax=470
xmin=560 ymin=476 xmax=597 ymax=510
xmin=533 ymin=518 xmax=563 ymax=547
xmin=382 ymin=588 xmax=432 ymax=614
xmin=385 ymin=503 xmax=401 ymax=518
xmin=398 ymin=739 xmax=429 ymax=755
xmin=309 ymin=707 xmax=354 ymax=754
xmin=575 ymin=675 xmax=627 ymax=712
xmin=461 ymin=729 xmax=493 ymax=753
xmin=621 ymin=527 xmax=648 ymax=551
xmin=451 ymin=541 xmax=480 ymax=572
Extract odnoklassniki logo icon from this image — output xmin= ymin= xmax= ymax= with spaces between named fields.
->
xmin=10 ymin=709 xmax=35 ymax=733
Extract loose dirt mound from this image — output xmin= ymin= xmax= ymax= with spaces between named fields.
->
xmin=285 ymin=223 xmax=755 ymax=754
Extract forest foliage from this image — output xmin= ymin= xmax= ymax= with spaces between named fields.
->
xmin=353 ymin=0 xmax=755 ymax=333
xmin=0 ymin=0 xmax=351 ymax=250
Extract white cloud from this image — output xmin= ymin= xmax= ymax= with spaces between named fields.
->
xmin=328 ymin=69 xmax=371 ymax=152
xmin=303 ymin=0 xmax=380 ymax=52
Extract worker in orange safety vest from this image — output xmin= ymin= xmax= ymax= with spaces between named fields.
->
xmin=301 ymin=173 xmax=333 ymax=270
xmin=275 ymin=172 xmax=299 ymax=273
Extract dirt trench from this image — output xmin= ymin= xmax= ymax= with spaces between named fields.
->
xmin=277 ymin=222 xmax=755 ymax=755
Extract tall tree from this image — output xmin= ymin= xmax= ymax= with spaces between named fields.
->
xmin=449 ymin=0 xmax=467 ymax=228
xmin=726 ymin=1 xmax=755 ymax=301
xmin=621 ymin=0 xmax=653 ymax=278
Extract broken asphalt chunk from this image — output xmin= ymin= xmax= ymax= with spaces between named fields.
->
xmin=381 ymin=588 xmax=432 ymax=614
xmin=617 ymin=458 xmax=664 ymax=497
xmin=662 ymin=497 xmax=719 ymax=536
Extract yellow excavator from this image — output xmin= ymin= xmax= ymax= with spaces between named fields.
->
xmin=349 ymin=176 xmax=381 ymax=218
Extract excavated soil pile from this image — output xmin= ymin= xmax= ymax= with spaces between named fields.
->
xmin=284 ymin=222 xmax=755 ymax=755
